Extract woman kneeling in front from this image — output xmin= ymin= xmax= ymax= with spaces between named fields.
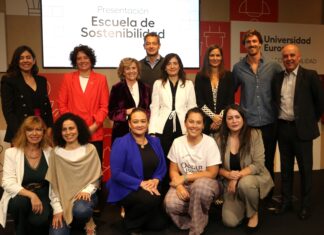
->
xmin=0 ymin=116 xmax=52 ymax=235
xmin=164 ymin=107 xmax=222 ymax=235
xmin=107 ymin=108 xmax=167 ymax=235
xmin=46 ymin=113 xmax=102 ymax=235
xmin=216 ymin=104 xmax=274 ymax=232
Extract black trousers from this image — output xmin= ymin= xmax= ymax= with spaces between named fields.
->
xmin=8 ymin=195 xmax=51 ymax=235
xmin=119 ymin=189 xmax=167 ymax=233
xmin=156 ymin=117 xmax=182 ymax=197
xmin=277 ymin=120 xmax=313 ymax=209
xmin=90 ymin=140 xmax=107 ymax=211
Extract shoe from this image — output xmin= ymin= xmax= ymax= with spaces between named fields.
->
xmin=246 ymin=224 xmax=259 ymax=234
xmin=266 ymin=199 xmax=277 ymax=211
xmin=274 ymin=203 xmax=293 ymax=215
xmin=298 ymin=208 xmax=311 ymax=220
xmin=129 ymin=231 xmax=142 ymax=235
xmin=85 ymin=217 xmax=96 ymax=235
xmin=246 ymin=212 xmax=259 ymax=234
xmin=93 ymin=208 xmax=101 ymax=217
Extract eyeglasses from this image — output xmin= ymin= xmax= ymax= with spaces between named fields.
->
xmin=26 ymin=128 xmax=44 ymax=133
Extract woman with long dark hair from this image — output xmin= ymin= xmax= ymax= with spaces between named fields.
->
xmin=1 ymin=45 xmax=53 ymax=143
xmin=195 ymin=44 xmax=234 ymax=135
xmin=216 ymin=104 xmax=274 ymax=232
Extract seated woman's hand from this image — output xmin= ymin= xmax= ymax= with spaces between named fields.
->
xmin=227 ymin=179 xmax=238 ymax=194
xmin=30 ymin=193 xmax=43 ymax=214
xmin=145 ymin=179 xmax=159 ymax=189
xmin=140 ymin=180 xmax=161 ymax=196
xmin=170 ymin=174 xmax=185 ymax=187
xmin=228 ymin=170 xmax=241 ymax=180
xmin=52 ymin=212 xmax=64 ymax=229
xmin=176 ymin=184 xmax=190 ymax=201
xmin=210 ymin=122 xmax=220 ymax=130
xmin=74 ymin=192 xmax=91 ymax=201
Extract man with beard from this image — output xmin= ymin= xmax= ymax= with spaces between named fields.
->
xmin=232 ymin=29 xmax=282 ymax=209
xmin=140 ymin=32 xmax=164 ymax=88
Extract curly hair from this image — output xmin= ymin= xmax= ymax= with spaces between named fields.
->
xmin=7 ymin=45 xmax=39 ymax=77
xmin=69 ymin=45 xmax=97 ymax=68
xmin=117 ymin=57 xmax=141 ymax=80
xmin=53 ymin=113 xmax=90 ymax=147
xmin=12 ymin=116 xmax=50 ymax=149
xmin=160 ymin=53 xmax=186 ymax=87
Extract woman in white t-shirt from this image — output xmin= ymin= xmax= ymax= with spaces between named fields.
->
xmin=164 ymin=107 xmax=222 ymax=235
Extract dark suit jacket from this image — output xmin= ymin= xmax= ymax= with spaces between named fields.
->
xmin=108 ymin=80 xmax=151 ymax=143
xmin=195 ymin=71 xmax=235 ymax=133
xmin=272 ymin=66 xmax=324 ymax=140
xmin=1 ymin=73 xmax=53 ymax=142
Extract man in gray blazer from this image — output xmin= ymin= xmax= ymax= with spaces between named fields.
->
xmin=272 ymin=44 xmax=324 ymax=220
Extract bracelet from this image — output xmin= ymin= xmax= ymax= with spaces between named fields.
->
xmin=183 ymin=174 xmax=188 ymax=184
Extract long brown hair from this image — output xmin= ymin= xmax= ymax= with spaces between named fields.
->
xmin=199 ymin=44 xmax=225 ymax=79
xmin=218 ymin=104 xmax=252 ymax=159
xmin=12 ymin=116 xmax=50 ymax=149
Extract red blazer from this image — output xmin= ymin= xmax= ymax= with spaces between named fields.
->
xmin=57 ymin=71 xmax=109 ymax=141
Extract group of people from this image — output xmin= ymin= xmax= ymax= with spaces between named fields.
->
xmin=0 ymin=29 xmax=323 ymax=235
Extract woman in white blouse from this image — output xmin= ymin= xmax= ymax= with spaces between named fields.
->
xmin=149 ymin=53 xmax=196 ymax=196
xmin=149 ymin=53 xmax=197 ymax=156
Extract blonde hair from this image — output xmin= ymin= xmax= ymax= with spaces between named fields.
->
xmin=12 ymin=116 xmax=50 ymax=149
xmin=117 ymin=57 xmax=141 ymax=80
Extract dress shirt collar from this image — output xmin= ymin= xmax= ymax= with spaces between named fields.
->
xmin=284 ymin=65 xmax=299 ymax=77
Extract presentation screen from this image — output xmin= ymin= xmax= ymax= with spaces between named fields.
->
xmin=41 ymin=0 xmax=200 ymax=68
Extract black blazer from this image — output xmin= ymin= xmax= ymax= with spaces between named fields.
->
xmin=195 ymin=71 xmax=235 ymax=134
xmin=1 ymin=73 xmax=53 ymax=142
xmin=272 ymin=66 xmax=324 ymax=140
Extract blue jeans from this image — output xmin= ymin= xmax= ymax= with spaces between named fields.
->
xmin=49 ymin=195 xmax=97 ymax=235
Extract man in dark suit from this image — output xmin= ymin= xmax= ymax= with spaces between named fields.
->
xmin=272 ymin=44 xmax=324 ymax=220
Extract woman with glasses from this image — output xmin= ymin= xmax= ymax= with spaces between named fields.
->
xmin=0 ymin=116 xmax=52 ymax=235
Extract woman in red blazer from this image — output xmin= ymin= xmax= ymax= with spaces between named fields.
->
xmin=57 ymin=45 xmax=109 ymax=160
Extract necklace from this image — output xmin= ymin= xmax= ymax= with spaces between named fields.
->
xmin=25 ymin=150 xmax=41 ymax=169
xmin=136 ymin=138 xmax=147 ymax=149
